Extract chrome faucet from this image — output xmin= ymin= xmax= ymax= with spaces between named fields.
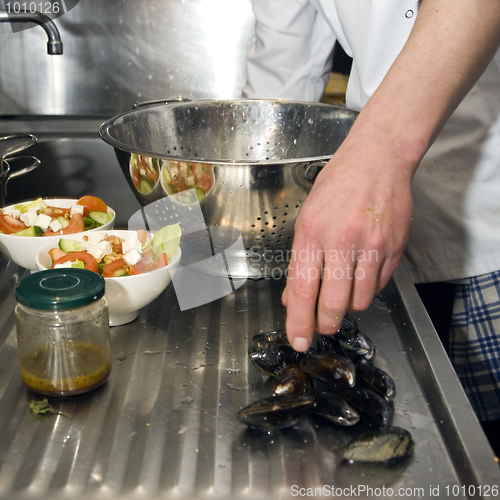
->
xmin=0 ymin=11 xmax=63 ymax=54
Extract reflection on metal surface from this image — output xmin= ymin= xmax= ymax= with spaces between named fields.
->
xmin=100 ymin=99 xmax=358 ymax=278
xmin=0 ymin=0 xmax=255 ymax=115
xmin=160 ymin=160 xmax=215 ymax=199
xmin=130 ymin=153 xmax=160 ymax=194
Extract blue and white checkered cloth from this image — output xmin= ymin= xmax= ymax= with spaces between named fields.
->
xmin=450 ymin=271 xmax=500 ymax=422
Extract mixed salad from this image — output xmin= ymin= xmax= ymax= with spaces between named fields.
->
xmin=130 ymin=154 xmax=160 ymax=194
xmin=0 ymin=196 xmax=112 ymax=236
xmin=161 ymin=160 xmax=214 ymax=201
xmin=47 ymin=224 xmax=181 ymax=278
xmin=129 ymin=153 xmax=214 ymax=201
xmin=130 ymin=154 xmax=214 ymax=201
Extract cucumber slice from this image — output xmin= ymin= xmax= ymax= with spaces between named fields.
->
xmin=59 ymin=239 xmax=83 ymax=252
xmin=13 ymin=226 xmax=43 ymax=237
xmin=195 ymin=187 xmax=205 ymax=201
xmin=88 ymin=211 xmax=109 ymax=226
xmin=139 ymin=179 xmax=153 ymax=194
xmin=113 ymin=268 xmax=128 ymax=277
xmin=56 ymin=216 xmax=69 ymax=229
xmin=162 ymin=165 xmax=172 ymax=183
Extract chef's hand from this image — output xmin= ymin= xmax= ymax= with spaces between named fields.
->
xmin=281 ymin=0 xmax=500 ymax=352
xmin=282 ymin=135 xmax=414 ymax=352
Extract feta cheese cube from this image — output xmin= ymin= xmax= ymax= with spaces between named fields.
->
xmin=48 ymin=218 xmax=63 ymax=232
xmin=35 ymin=214 xmax=53 ymax=231
xmin=179 ymin=162 xmax=188 ymax=177
xmin=122 ymin=234 xmax=142 ymax=254
xmin=84 ymin=240 xmax=113 ymax=261
xmin=3 ymin=207 xmax=21 ymax=218
xmin=194 ymin=163 xmax=203 ymax=178
xmin=70 ymin=204 xmax=84 ymax=216
xmin=21 ymin=210 xmax=39 ymax=227
xmin=123 ymin=249 xmax=142 ymax=266
xmin=54 ymin=261 xmax=74 ymax=269
xmin=84 ymin=232 xmax=107 ymax=246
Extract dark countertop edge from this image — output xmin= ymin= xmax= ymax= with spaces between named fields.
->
xmin=0 ymin=116 xmax=114 ymax=138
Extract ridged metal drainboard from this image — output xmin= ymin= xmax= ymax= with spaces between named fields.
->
xmin=0 ymin=256 xmax=497 ymax=500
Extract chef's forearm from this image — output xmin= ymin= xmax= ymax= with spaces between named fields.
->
xmin=344 ymin=0 xmax=500 ymax=176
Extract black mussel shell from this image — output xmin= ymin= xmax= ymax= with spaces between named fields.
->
xmin=248 ymin=339 xmax=303 ymax=376
xmin=339 ymin=314 xmax=359 ymax=336
xmin=338 ymin=386 xmax=393 ymax=427
xmin=300 ymin=352 xmax=356 ymax=389
xmin=317 ymin=334 xmax=347 ymax=356
xmin=342 ymin=426 xmax=415 ymax=463
xmin=236 ymin=395 xmax=316 ymax=432
xmin=336 ymin=325 xmax=376 ymax=364
xmin=271 ymin=365 xmax=312 ymax=397
xmin=356 ymin=363 xmax=396 ymax=401
xmin=313 ymin=391 xmax=360 ymax=426
xmin=253 ymin=329 xmax=290 ymax=345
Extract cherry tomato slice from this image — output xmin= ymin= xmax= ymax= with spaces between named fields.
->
xmin=134 ymin=249 xmax=168 ymax=273
xmin=51 ymin=251 xmax=99 ymax=273
xmin=136 ymin=230 xmax=148 ymax=246
xmin=102 ymin=258 xmax=128 ymax=277
xmin=49 ymin=248 xmax=67 ymax=263
xmin=196 ymin=173 xmax=213 ymax=193
xmin=0 ymin=214 xmax=28 ymax=234
xmin=76 ymin=196 xmax=108 ymax=218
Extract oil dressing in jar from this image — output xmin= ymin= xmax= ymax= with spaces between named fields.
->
xmin=15 ymin=269 xmax=111 ymax=396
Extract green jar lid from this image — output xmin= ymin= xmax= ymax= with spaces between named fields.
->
xmin=15 ymin=269 xmax=105 ymax=311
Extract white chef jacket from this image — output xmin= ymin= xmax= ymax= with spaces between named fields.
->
xmin=243 ymin=0 xmax=500 ymax=284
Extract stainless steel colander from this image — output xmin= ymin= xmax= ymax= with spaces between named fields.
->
xmin=99 ymin=99 xmax=358 ymax=278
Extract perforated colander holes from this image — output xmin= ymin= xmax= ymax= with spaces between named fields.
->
xmin=244 ymin=140 xmax=278 ymax=158
xmin=164 ymin=145 xmax=196 ymax=156
xmin=251 ymin=204 xmax=299 ymax=236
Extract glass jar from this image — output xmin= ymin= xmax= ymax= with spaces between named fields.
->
xmin=15 ymin=268 xmax=111 ymax=397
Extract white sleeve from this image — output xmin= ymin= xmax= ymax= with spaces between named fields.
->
xmin=243 ymin=0 xmax=336 ymax=102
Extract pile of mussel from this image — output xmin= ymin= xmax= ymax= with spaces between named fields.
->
xmin=236 ymin=315 xmax=414 ymax=464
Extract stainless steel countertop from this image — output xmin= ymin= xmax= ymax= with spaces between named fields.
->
xmin=0 ymin=118 xmax=498 ymax=499
xmin=0 ymin=253 xmax=498 ymax=500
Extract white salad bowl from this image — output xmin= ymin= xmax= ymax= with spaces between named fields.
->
xmin=34 ymin=229 xmax=181 ymax=327
xmin=0 ymin=198 xmax=115 ymax=271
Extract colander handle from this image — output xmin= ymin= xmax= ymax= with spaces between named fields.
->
xmin=132 ymin=97 xmax=192 ymax=109
xmin=2 ymin=155 xmax=41 ymax=199
xmin=304 ymin=160 xmax=328 ymax=181
xmin=0 ymin=134 xmax=36 ymax=162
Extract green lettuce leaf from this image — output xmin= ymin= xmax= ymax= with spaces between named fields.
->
xmin=143 ymin=223 xmax=182 ymax=263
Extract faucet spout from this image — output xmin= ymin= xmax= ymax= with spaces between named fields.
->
xmin=0 ymin=11 xmax=63 ymax=55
